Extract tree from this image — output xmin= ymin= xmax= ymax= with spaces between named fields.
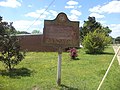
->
xmin=81 ymin=16 xmax=112 ymax=54
xmin=16 ymin=31 xmax=31 ymax=34
xmin=80 ymin=16 xmax=112 ymax=41
xmin=32 ymin=30 xmax=40 ymax=34
xmin=0 ymin=18 xmax=16 ymax=36
xmin=115 ymin=36 xmax=120 ymax=44
xmin=0 ymin=35 xmax=25 ymax=71
xmin=0 ymin=16 xmax=25 ymax=71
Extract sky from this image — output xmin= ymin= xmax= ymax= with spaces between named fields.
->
xmin=0 ymin=0 xmax=120 ymax=38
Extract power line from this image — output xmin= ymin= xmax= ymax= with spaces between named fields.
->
xmin=26 ymin=0 xmax=55 ymax=31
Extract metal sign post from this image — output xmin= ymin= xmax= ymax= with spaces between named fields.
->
xmin=57 ymin=47 xmax=62 ymax=86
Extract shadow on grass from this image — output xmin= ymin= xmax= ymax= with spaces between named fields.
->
xmin=86 ymin=52 xmax=114 ymax=55
xmin=0 ymin=67 xmax=33 ymax=78
xmin=71 ymin=58 xmax=80 ymax=61
xmin=102 ymin=52 xmax=114 ymax=55
xmin=60 ymin=84 xmax=78 ymax=90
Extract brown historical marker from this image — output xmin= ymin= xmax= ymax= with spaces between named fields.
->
xmin=43 ymin=12 xmax=79 ymax=86
xmin=43 ymin=12 xmax=79 ymax=48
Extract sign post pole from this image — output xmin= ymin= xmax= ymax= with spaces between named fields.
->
xmin=57 ymin=47 xmax=62 ymax=86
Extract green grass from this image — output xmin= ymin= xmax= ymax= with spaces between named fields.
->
xmin=0 ymin=45 xmax=120 ymax=90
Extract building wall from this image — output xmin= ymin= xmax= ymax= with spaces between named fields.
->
xmin=17 ymin=34 xmax=58 ymax=52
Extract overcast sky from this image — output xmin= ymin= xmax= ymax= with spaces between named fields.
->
xmin=0 ymin=0 xmax=120 ymax=38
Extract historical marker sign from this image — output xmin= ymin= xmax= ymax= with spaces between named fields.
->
xmin=43 ymin=12 xmax=80 ymax=86
xmin=43 ymin=12 xmax=80 ymax=48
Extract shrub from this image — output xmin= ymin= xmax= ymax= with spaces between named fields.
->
xmin=0 ymin=35 xmax=25 ymax=71
xmin=68 ymin=48 xmax=78 ymax=59
xmin=83 ymin=31 xmax=110 ymax=54
xmin=0 ymin=17 xmax=25 ymax=71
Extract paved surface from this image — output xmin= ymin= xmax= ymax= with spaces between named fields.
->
xmin=112 ymin=45 xmax=120 ymax=65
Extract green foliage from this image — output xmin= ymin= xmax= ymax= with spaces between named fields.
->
xmin=16 ymin=31 xmax=30 ymax=34
xmin=80 ymin=17 xmax=101 ymax=40
xmin=80 ymin=16 xmax=112 ymax=54
xmin=83 ymin=31 xmax=110 ymax=54
xmin=80 ymin=16 xmax=112 ymax=41
xmin=115 ymin=36 xmax=120 ymax=44
xmin=0 ymin=21 xmax=16 ymax=35
xmin=0 ymin=35 xmax=25 ymax=71
xmin=32 ymin=30 xmax=40 ymax=34
xmin=0 ymin=16 xmax=25 ymax=71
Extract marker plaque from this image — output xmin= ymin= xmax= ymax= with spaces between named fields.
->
xmin=43 ymin=12 xmax=79 ymax=48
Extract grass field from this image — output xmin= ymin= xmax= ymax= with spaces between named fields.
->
xmin=0 ymin=45 xmax=120 ymax=90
